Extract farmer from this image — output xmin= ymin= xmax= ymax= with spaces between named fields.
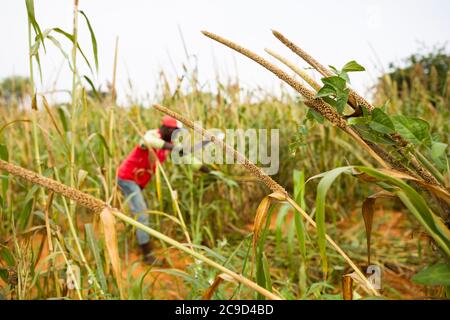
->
xmin=117 ymin=115 xmax=209 ymax=264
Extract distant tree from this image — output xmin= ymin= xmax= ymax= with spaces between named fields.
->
xmin=0 ymin=76 xmax=31 ymax=106
xmin=376 ymin=46 xmax=449 ymax=111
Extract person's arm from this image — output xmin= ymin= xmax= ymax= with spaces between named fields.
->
xmin=140 ymin=130 xmax=173 ymax=150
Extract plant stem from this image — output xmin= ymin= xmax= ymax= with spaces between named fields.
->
xmin=70 ymin=0 xmax=79 ymax=192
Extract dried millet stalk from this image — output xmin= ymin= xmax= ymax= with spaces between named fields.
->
xmin=271 ymin=30 xmax=441 ymax=187
xmin=0 ymin=159 xmax=105 ymax=213
xmin=264 ymin=48 xmax=321 ymax=91
xmin=201 ymin=31 xmax=348 ymax=130
xmin=201 ymin=30 xmax=396 ymax=169
xmin=153 ymin=104 xmax=287 ymax=195
xmin=271 ymin=29 xmax=373 ymax=112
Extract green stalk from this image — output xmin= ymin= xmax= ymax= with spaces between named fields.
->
xmin=415 ymin=150 xmax=446 ymax=186
xmin=69 ymin=0 xmax=79 ymax=191
xmin=396 ymin=191 xmax=450 ymax=256
xmin=26 ymin=2 xmax=43 ymax=191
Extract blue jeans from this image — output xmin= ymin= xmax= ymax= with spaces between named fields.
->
xmin=117 ymin=178 xmax=150 ymax=245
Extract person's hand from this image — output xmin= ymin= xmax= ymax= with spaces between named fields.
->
xmin=199 ymin=165 xmax=211 ymax=174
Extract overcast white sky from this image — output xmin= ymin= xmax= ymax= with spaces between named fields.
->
xmin=1 ymin=0 xmax=449 ymax=104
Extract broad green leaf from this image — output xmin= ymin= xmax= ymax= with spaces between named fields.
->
xmin=369 ymin=108 xmax=395 ymax=134
xmin=431 ymin=142 xmax=447 ymax=159
xmin=322 ymin=96 xmax=337 ymax=109
xmin=338 ymin=71 xmax=350 ymax=83
xmin=321 ymin=76 xmax=346 ymax=91
xmin=412 ymin=263 xmax=450 ymax=286
xmin=348 ymin=117 xmax=369 ymax=126
xmin=336 ymin=88 xmax=349 ymax=114
xmin=355 ymin=124 xmax=396 ymax=145
xmin=316 ymin=84 xmax=336 ymax=98
xmin=342 ymin=60 xmax=366 ymax=72
xmin=392 ymin=115 xmax=430 ymax=146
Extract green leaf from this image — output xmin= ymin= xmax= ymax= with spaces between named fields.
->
xmin=25 ymin=0 xmax=45 ymax=51
xmin=342 ymin=60 xmax=366 ymax=72
xmin=52 ymin=28 xmax=94 ymax=75
xmin=83 ymin=75 xmax=99 ymax=99
xmin=322 ymin=96 xmax=337 ymax=109
xmin=306 ymin=109 xmax=324 ymax=124
xmin=262 ymin=253 xmax=272 ymax=292
xmin=79 ymin=10 xmax=99 ymax=72
xmin=329 ymin=65 xmax=339 ymax=74
xmin=47 ymin=35 xmax=73 ymax=71
xmin=311 ymin=166 xmax=353 ymax=276
xmin=412 ymin=263 xmax=450 ymax=286
xmin=348 ymin=117 xmax=369 ymax=126
xmin=369 ymin=108 xmax=395 ymax=134
xmin=431 ymin=142 xmax=447 ymax=160
xmin=19 ymin=200 xmax=33 ymax=231
xmin=0 ymin=247 xmax=15 ymax=267
xmin=336 ymin=88 xmax=349 ymax=114
xmin=293 ymin=170 xmax=307 ymax=259
xmin=392 ymin=115 xmax=430 ymax=146
xmin=0 ymin=144 xmax=8 ymax=161
xmin=355 ymin=124 xmax=396 ymax=145
xmin=338 ymin=71 xmax=350 ymax=83
xmin=275 ymin=205 xmax=290 ymax=249
xmin=85 ymin=224 xmax=107 ymax=291
xmin=321 ymin=76 xmax=346 ymax=91
xmin=316 ymin=84 xmax=336 ymax=98
xmin=57 ymin=106 xmax=69 ymax=132
xmin=355 ymin=166 xmax=450 ymax=257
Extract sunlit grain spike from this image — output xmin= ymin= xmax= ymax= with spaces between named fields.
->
xmin=201 ymin=30 xmax=348 ymax=129
xmin=264 ymin=48 xmax=321 ymax=91
xmin=271 ymin=29 xmax=373 ymax=111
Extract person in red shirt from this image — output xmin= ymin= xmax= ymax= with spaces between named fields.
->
xmin=117 ymin=115 xmax=209 ymax=264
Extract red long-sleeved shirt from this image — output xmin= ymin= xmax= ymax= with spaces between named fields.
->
xmin=117 ymin=130 xmax=169 ymax=189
